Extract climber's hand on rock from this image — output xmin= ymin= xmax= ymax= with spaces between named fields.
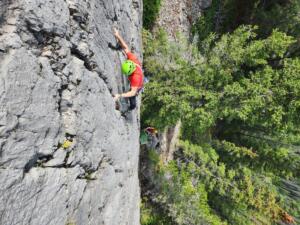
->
xmin=113 ymin=94 xmax=120 ymax=101
xmin=113 ymin=27 xmax=119 ymax=38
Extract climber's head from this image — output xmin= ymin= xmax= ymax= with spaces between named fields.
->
xmin=121 ymin=60 xmax=136 ymax=76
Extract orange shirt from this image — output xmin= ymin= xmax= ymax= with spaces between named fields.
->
xmin=126 ymin=52 xmax=143 ymax=88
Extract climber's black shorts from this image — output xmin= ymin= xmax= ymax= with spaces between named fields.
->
xmin=128 ymin=88 xmax=143 ymax=110
xmin=129 ymin=96 xmax=136 ymax=110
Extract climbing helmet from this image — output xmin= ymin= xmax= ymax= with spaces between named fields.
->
xmin=121 ymin=60 xmax=136 ymax=76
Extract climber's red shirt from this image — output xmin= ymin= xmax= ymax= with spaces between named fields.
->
xmin=126 ymin=52 xmax=143 ymax=89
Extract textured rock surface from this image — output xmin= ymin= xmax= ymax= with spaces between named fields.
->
xmin=0 ymin=0 xmax=142 ymax=224
xmin=154 ymin=0 xmax=212 ymax=38
xmin=159 ymin=121 xmax=181 ymax=164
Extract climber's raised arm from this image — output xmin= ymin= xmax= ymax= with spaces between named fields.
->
xmin=113 ymin=28 xmax=130 ymax=53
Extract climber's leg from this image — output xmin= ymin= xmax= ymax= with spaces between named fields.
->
xmin=129 ymin=96 xmax=136 ymax=110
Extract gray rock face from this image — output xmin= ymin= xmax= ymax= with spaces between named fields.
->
xmin=0 ymin=0 xmax=142 ymax=224
xmin=154 ymin=0 xmax=212 ymax=39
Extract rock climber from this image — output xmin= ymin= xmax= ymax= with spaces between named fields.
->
xmin=113 ymin=27 xmax=144 ymax=110
xmin=140 ymin=127 xmax=160 ymax=149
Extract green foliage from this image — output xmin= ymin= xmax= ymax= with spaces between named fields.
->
xmin=143 ymin=141 xmax=285 ymax=225
xmin=191 ymin=0 xmax=300 ymax=58
xmin=238 ymin=0 xmax=300 ymax=38
xmin=192 ymin=0 xmax=220 ymax=43
xmin=197 ymin=0 xmax=300 ymax=38
xmin=141 ymin=198 xmax=173 ymax=225
xmin=142 ymin=26 xmax=300 ymax=141
xmin=142 ymin=29 xmax=212 ymax=134
xmin=178 ymin=141 xmax=282 ymax=220
xmin=141 ymin=26 xmax=300 ymax=224
xmin=146 ymin=148 xmax=226 ymax=225
xmin=143 ymin=0 xmax=162 ymax=30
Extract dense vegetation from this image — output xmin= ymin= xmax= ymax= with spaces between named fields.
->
xmin=141 ymin=1 xmax=300 ymax=224
xmin=143 ymin=0 xmax=161 ymax=30
xmin=193 ymin=0 xmax=300 ymax=41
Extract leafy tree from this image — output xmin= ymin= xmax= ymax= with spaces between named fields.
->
xmin=143 ymin=141 xmax=287 ymax=224
xmin=193 ymin=0 xmax=300 ymax=40
xmin=141 ymin=26 xmax=300 ymax=224
xmin=143 ymin=26 xmax=300 ymax=145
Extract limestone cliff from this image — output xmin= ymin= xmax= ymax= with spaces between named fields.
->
xmin=0 ymin=0 xmax=142 ymax=224
xmin=154 ymin=0 xmax=212 ymax=38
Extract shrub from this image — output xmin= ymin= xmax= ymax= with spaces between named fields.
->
xmin=143 ymin=0 xmax=162 ymax=30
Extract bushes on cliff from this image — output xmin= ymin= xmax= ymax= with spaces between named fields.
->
xmin=143 ymin=0 xmax=161 ymax=30
xmin=193 ymin=0 xmax=300 ymax=42
xmin=141 ymin=198 xmax=173 ymax=225
xmin=143 ymin=26 xmax=300 ymax=146
xmin=150 ymin=141 xmax=286 ymax=224
xmin=141 ymin=26 xmax=300 ymax=224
